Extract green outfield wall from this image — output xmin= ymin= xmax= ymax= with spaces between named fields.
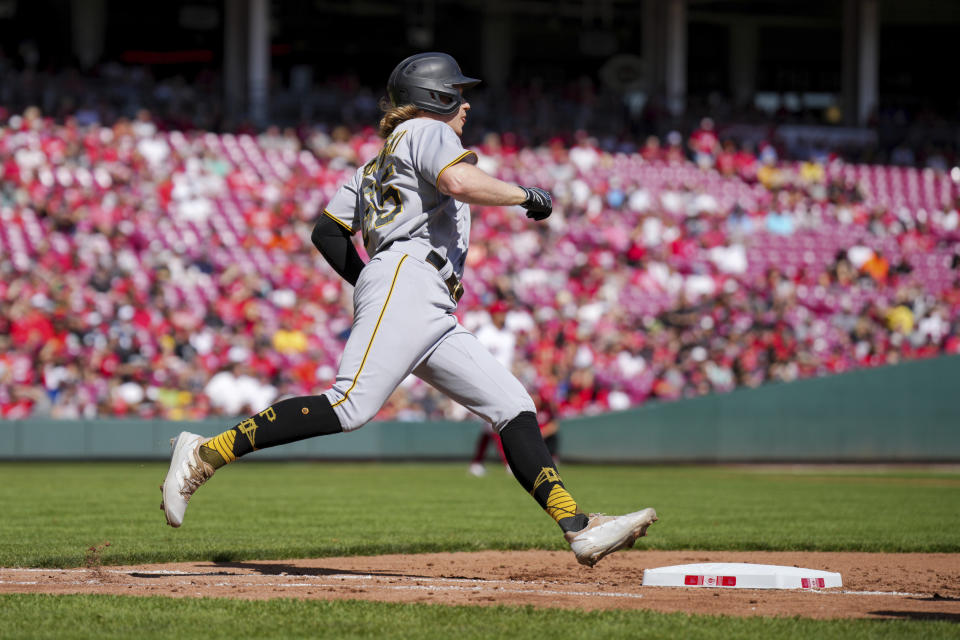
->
xmin=2 ymin=355 xmax=958 ymax=462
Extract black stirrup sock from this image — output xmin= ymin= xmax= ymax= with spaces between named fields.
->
xmin=499 ymin=411 xmax=589 ymax=533
xmin=199 ymin=395 xmax=343 ymax=468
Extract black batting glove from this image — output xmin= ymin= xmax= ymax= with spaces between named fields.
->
xmin=519 ymin=186 xmax=552 ymax=221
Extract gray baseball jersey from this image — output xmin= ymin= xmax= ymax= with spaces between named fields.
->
xmin=324 ymin=118 xmax=477 ymax=278
xmin=320 ymin=117 xmax=535 ymax=431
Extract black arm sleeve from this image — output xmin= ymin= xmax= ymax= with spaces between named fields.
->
xmin=311 ymin=215 xmax=366 ymax=286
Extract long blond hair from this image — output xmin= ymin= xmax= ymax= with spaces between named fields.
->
xmin=378 ymin=99 xmax=420 ymax=138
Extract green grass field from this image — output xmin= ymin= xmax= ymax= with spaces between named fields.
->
xmin=2 ymin=462 xmax=958 ymax=638
xmin=2 ymin=593 xmax=956 ymax=640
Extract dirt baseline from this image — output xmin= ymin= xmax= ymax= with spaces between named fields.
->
xmin=2 ymin=551 xmax=959 ymax=621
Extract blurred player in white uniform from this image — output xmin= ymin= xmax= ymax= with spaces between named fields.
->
xmin=468 ymin=300 xmax=514 ymax=476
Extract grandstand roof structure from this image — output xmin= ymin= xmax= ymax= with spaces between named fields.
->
xmin=2 ymin=0 xmax=958 ymax=130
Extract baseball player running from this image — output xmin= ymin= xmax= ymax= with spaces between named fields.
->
xmin=161 ymin=52 xmax=656 ymax=567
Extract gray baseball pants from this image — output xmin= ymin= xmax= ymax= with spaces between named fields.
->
xmin=324 ymin=249 xmax=536 ymax=431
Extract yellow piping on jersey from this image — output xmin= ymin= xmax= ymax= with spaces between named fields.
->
xmin=332 ymin=255 xmax=408 ymax=409
xmin=323 ymin=209 xmax=355 ymax=233
xmin=435 ymin=150 xmax=477 ymax=190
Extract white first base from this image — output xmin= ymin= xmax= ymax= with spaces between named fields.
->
xmin=642 ymin=563 xmax=842 ymax=590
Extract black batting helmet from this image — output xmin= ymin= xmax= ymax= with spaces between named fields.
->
xmin=387 ymin=52 xmax=481 ymax=115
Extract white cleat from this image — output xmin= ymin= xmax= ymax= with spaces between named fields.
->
xmin=160 ymin=432 xmax=214 ymax=528
xmin=565 ymin=507 xmax=658 ymax=568
xmin=468 ymin=462 xmax=487 ymax=477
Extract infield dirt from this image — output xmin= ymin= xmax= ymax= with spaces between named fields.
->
xmin=2 ymin=550 xmax=959 ymax=620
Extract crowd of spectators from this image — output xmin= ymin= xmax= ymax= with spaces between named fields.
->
xmin=1 ymin=55 xmax=957 ymax=169
xmin=1 ymin=105 xmax=958 ymax=422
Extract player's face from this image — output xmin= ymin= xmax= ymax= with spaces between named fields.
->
xmin=445 ymin=87 xmax=470 ymax=137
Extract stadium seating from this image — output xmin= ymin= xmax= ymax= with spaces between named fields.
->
xmin=0 ymin=110 xmax=957 ymax=420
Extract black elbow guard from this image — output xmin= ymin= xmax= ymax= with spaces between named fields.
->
xmin=311 ymin=215 xmax=340 ymax=253
xmin=311 ymin=214 xmax=365 ymax=286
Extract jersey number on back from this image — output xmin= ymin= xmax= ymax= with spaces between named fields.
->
xmin=361 ymin=131 xmax=406 ymax=241
xmin=361 ymin=162 xmax=402 ymax=232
